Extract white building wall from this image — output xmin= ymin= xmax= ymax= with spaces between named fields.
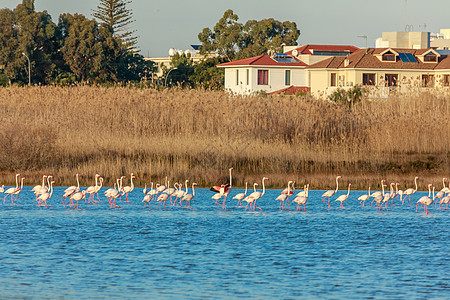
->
xmin=224 ymin=67 xmax=307 ymax=95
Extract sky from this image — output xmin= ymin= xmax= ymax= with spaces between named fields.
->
xmin=2 ymin=0 xmax=450 ymax=57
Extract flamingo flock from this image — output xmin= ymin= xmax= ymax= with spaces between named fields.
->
xmin=0 ymin=171 xmax=449 ymax=215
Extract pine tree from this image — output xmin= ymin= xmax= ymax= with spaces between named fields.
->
xmin=93 ymin=0 xmax=138 ymax=51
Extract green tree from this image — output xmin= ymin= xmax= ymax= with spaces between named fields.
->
xmin=190 ymin=57 xmax=225 ymax=90
xmin=198 ymin=9 xmax=300 ymax=62
xmin=93 ymin=0 xmax=138 ymax=51
xmin=198 ymin=9 xmax=242 ymax=61
xmin=164 ymin=53 xmax=194 ymax=87
xmin=0 ymin=1 xmax=57 ymax=84
xmin=58 ymin=13 xmax=104 ymax=82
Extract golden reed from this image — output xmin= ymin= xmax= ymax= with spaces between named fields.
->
xmin=0 ymin=86 xmax=448 ymax=190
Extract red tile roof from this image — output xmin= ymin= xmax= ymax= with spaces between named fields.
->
xmin=307 ymin=48 xmax=450 ymax=70
xmin=217 ymin=55 xmax=307 ymax=67
xmin=268 ymin=86 xmax=310 ymax=95
xmin=286 ymin=45 xmax=359 ymax=55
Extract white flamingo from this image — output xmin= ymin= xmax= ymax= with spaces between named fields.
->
xmin=232 ymin=182 xmax=248 ymax=207
xmin=404 ymin=176 xmax=419 ymax=205
xmin=358 ymin=186 xmax=371 ymax=206
xmin=38 ymin=180 xmax=55 ymax=208
xmin=276 ymin=181 xmax=292 ymax=210
xmin=416 ymin=184 xmax=433 ymax=214
xmin=244 ymin=177 xmax=268 ymax=212
xmin=85 ymin=174 xmax=100 ymax=203
xmin=293 ymin=184 xmax=309 ymax=211
xmin=181 ymin=183 xmax=197 ymax=209
xmin=335 ymin=183 xmax=351 ymax=208
xmin=3 ymin=173 xmax=20 ymax=204
xmin=122 ymin=173 xmax=135 ymax=202
xmin=321 ymin=175 xmax=341 ymax=209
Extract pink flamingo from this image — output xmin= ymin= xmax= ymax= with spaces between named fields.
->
xmin=122 ymin=173 xmax=135 ymax=202
xmin=293 ymin=184 xmax=309 ymax=211
xmin=232 ymin=182 xmax=248 ymax=207
xmin=371 ymin=180 xmax=385 ymax=206
xmin=70 ymin=190 xmax=87 ymax=210
xmin=321 ymin=176 xmax=341 ymax=209
xmin=281 ymin=181 xmax=295 ymax=209
xmin=416 ymin=184 xmax=433 ymax=214
xmin=61 ymin=174 xmax=80 ymax=207
xmin=358 ymin=186 xmax=370 ymax=206
xmin=335 ymin=183 xmax=351 ymax=208
xmin=31 ymin=175 xmax=47 ymax=200
xmin=181 ymin=183 xmax=197 ymax=209
xmin=157 ymin=193 xmax=169 ymax=209
xmin=142 ymin=194 xmax=152 ymax=210
xmin=11 ymin=177 xmax=25 ymax=203
xmin=244 ymin=177 xmax=268 ymax=212
xmin=85 ymin=174 xmax=100 ymax=203
xmin=276 ymin=181 xmax=292 ymax=210
xmin=210 ymin=168 xmax=233 ymax=209
xmin=3 ymin=173 xmax=20 ymax=204
xmin=404 ymin=176 xmax=419 ymax=205
xmin=37 ymin=180 xmax=55 ymax=208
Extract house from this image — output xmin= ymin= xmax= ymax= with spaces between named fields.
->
xmin=217 ymin=45 xmax=359 ymax=95
xmin=307 ymin=47 xmax=450 ymax=97
xmin=217 ymin=54 xmax=309 ymax=95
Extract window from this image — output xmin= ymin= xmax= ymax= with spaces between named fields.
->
xmin=236 ymin=70 xmax=239 ymax=85
xmin=314 ymin=51 xmax=350 ymax=56
xmin=246 ymin=69 xmax=249 ymax=85
xmin=382 ymin=53 xmax=396 ymax=61
xmin=422 ymin=75 xmax=434 ymax=87
xmin=385 ymin=74 xmax=398 ymax=86
xmin=362 ymin=73 xmax=376 ymax=86
xmin=285 ymin=70 xmax=291 ymax=85
xmin=424 ymin=53 xmax=437 ymax=62
xmin=257 ymin=70 xmax=268 ymax=85
xmin=330 ymin=73 xmax=337 ymax=87
xmin=444 ymin=75 xmax=450 ymax=87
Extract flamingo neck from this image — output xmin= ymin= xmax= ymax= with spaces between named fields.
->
xmin=229 ymin=169 xmax=233 ymax=187
xmin=185 ymin=180 xmax=188 ymax=193
xmin=244 ymin=182 xmax=248 ymax=194
xmin=42 ymin=175 xmax=46 ymax=187
xmin=368 ymin=186 xmax=371 ymax=195
xmin=15 ymin=174 xmax=19 ymax=188
xmin=414 ymin=177 xmax=418 ymax=191
xmin=49 ymin=181 xmax=54 ymax=197
xmin=99 ymin=178 xmax=103 ymax=189
xmin=335 ymin=177 xmax=340 ymax=193
xmin=19 ymin=178 xmax=24 ymax=190
xmin=428 ymin=185 xmax=432 ymax=197
xmin=381 ymin=181 xmax=385 ymax=195
xmin=131 ymin=175 xmax=134 ymax=189
xmin=253 ymin=183 xmax=257 ymax=192
xmin=192 ymin=184 xmax=196 ymax=196
xmin=95 ymin=175 xmax=98 ymax=188
xmin=346 ymin=184 xmax=351 ymax=196
xmin=261 ymin=178 xmax=266 ymax=196
xmin=76 ymin=174 xmax=80 ymax=189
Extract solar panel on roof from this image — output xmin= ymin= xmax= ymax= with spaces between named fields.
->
xmin=405 ymin=53 xmax=417 ymax=62
xmin=398 ymin=52 xmax=417 ymax=63
xmin=272 ymin=57 xmax=301 ymax=63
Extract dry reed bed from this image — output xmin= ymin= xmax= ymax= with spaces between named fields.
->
xmin=0 ymin=86 xmax=448 ymax=189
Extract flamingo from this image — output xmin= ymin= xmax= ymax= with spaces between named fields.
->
xmin=380 ymin=183 xmax=393 ymax=210
xmin=276 ymin=181 xmax=292 ymax=210
xmin=404 ymin=176 xmax=419 ymax=205
xmin=296 ymin=184 xmax=309 ymax=197
xmin=181 ymin=183 xmax=197 ymax=209
xmin=122 ymin=173 xmax=136 ymax=202
xmin=35 ymin=175 xmax=52 ymax=200
xmin=232 ymin=182 xmax=248 ymax=207
xmin=164 ymin=181 xmax=177 ymax=204
xmin=10 ymin=177 xmax=25 ymax=203
xmin=371 ymin=180 xmax=385 ymax=206
xmin=94 ymin=177 xmax=103 ymax=201
xmin=156 ymin=193 xmax=169 ymax=209
xmin=335 ymin=183 xmax=351 ymax=208
xmin=85 ymin=174 xmax=100 ymax=203
xmin=175 ymin=180 xmax=189 ymax=206
xmin=242 ymin=183 xmax=258 ymax=210
xmin=358 ymin=186 xmax=371 ymax=206
xmin=156 ymin=177 xmax=168 ymax=194
xmin=3 ymin=173 xmax=20 ymax=204
xmin=64 ymin=173 xmax=80 ymax=194
xmin=37 ymin=180 xmax=55 ymax=208
xmin=142 ymin=194 xmax=152 ymax=210
xmin=321 ymin=176 xmax=341 ymax=209
xmin=244 ymin=177 xmax=268 ymax=212
xmin=107 ymin=179 xmax=123 ymax=208
xmin=70 ymin=190 xmax=87 ymax=210
xmin=416 ymin=184 xmax=433 ymax=214
xmin=31 ymin=175 xmax=47 ymax=200
xmin=440 ymin=195 xmax=450 ymax=210
xmin=292 ymin=184 xmax=309 ymax=211
xmin=0 ymin=185 xmax=4 ymax=195
xmin=210 ymin=167 xmax=233 ymax=209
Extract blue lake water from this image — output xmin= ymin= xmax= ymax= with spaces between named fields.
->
xmin=0 ymin=186 xmax=449 ymax=299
